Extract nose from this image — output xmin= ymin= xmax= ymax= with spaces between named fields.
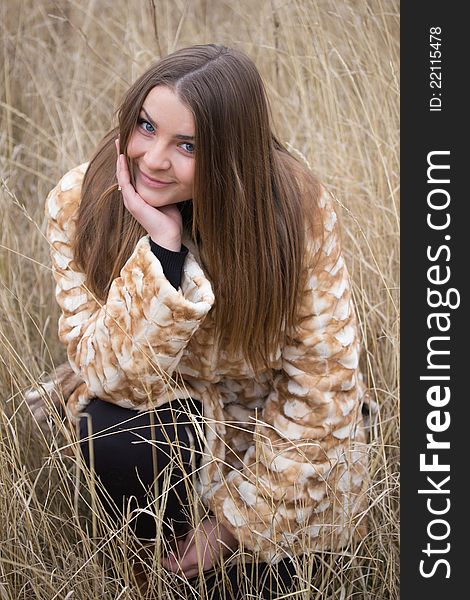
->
xmin=142 ymin=139 xmax=171 ymax=171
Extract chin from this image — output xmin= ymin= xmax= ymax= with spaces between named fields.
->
xmin=137 ymin=189 xmax=167 ymax=205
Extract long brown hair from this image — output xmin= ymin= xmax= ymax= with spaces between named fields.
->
xmin=75 ymin=44 xmax=323 ymax=373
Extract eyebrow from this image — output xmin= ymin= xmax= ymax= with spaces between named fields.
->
xmin=141 ymin=107 xmax=195 ymax=141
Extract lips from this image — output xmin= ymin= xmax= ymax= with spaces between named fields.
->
xmin=138 ymin=169 xmax=174 ymax=188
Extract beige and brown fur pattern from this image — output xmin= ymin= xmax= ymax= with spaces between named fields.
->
xmin=25 ymin=360 xmax=82 ymax=425
xmin=38 ymin=163 xmax=370 ymax=563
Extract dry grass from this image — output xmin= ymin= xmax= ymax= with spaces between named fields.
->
xmin=0 ymin=0 xmax=399 ymax=598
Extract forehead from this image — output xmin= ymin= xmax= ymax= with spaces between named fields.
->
xmin=141 ymin=86 xmax=194 ymax=132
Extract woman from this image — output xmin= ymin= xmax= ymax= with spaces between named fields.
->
xmin=27 ymin=44 xmax=369 ymax=596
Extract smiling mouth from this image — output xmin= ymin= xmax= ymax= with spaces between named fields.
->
xmin=139 ymin=170 xmax=174 ymax=187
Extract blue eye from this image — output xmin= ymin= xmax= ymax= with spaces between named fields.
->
xmin=137 ymin=118 xmax=155 ymax=134
xmin=180 ymin=142 xmax=195 ymax=154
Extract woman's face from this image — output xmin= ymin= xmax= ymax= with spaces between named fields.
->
xmin=126 ymin=85 xmax=195 ymax=207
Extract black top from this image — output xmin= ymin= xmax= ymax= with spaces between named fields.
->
xmin=149 ymin=239 xmax=189 ymax=290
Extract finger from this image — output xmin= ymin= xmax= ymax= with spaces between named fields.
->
xmin=116 ymin=155 xmax=136 ymax=204
xmin=179 ymin=532 xmax=195 ymax=556
xmin=183 ymin=567 xmax=200 ymax=580
xmin=177 ymin=554 xmax=195 ymax=572
xmin=160 ymin=554 xmax=181 ymax=572
xmin=177 ymin=545 xmax=205 ymax=574
xmin=177 ymin=538 xmax=186 ymax=552
xmin=161 ymin=544 xmax=183 ymax=565
xmin=115 ymin=146 xmax=121 ymax=188
xmin=117 ymin=154 xmax=133 ymax=188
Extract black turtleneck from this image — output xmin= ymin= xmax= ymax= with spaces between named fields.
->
xmin=149 ymin=240 xmax=189 ymax=290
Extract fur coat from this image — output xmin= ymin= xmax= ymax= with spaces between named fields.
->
xmin=42 ymin=163 xmax=370 ymax=563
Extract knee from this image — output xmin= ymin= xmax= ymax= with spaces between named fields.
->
xmin=78 ymin=399 xmax=202 ymax=476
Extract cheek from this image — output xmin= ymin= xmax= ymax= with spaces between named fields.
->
xmin=126 ymin=135 xmax=139 ymax=159
xmin=182 ymin=161 xmax=195 ymax=187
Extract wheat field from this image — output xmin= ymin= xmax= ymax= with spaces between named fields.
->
xmin=0 ymin=1 xmax=399 ymax=598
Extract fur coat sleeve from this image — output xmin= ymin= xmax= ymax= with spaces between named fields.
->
xmin=45 ymin=164 xmax=215 ymax=416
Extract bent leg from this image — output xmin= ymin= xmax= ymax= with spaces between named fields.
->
xmin=79 ymin=397 xmax=204 ymax=541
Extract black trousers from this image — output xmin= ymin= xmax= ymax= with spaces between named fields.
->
xmin=79 ymin=396 xmax=204 ymax=541
xmin=79 ymin=397 xmax=297 ymax=597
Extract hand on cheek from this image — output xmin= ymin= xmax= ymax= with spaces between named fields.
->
xmin=115 ymin=139 xmax=183 ymax=251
